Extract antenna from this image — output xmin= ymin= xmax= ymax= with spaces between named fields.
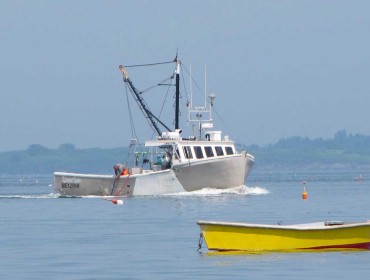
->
xmin=189 ymin=64 xmax=192 ymax=123
xmin=208 ymin=92 xmax=216 ymax=120
xmin=204 ymin=63 xmax=207 ymax=108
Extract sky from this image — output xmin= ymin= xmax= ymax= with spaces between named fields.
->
xmin=1 ymin=0 xmax=370 ymax=152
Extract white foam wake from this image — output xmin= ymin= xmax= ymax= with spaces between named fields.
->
xmin=164 ymin=185 xmax=269 ymax=197
xmin=0 ymin=193 xmax=61 ymax=199
xmin=0 ymin=186 xmax=269 ymax=199
xmin=242 ymin=185 xmax=270 ymax=195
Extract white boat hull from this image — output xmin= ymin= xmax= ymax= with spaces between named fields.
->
xmin=172 ymin=151 xmax=253 ymax=192
xmin=54 ymin=152 xmax=254 ymax=196
xmin=54 ymin=170 xmax=185 ymax=196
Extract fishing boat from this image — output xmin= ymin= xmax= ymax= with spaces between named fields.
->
xmin=54 ymin=56 xmax=255 ymax=196
xmin=197 ymin=220 xmax=370 ymax=252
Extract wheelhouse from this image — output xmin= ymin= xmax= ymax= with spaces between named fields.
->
xmin=178 ymin=143 xmax=236 ymax=161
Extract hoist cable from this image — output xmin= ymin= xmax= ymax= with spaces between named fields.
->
xmin=140 ymin=75 xmax=174 ymax=95
xmin=122 ymin=60 xmax=174 ymax=68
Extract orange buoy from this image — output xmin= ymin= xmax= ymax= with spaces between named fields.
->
xmin=302 ymin=187 xmax=308 ymax=200
xmin=111 ymin=198 xmax=124 ymax=204
xmin=101 ymin=197 xmax=123 ymax=205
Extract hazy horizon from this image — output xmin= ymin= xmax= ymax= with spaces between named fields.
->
xmin=1 ymin=1 xmax=370 ymax=152
xmin=2 ymin=128 xmax=366 ymax=152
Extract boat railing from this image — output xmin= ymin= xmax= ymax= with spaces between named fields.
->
xmin=235 ymin=142 xmax=247 ymax=153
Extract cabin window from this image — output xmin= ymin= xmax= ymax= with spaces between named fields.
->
xmin=193 ymin=146 xmax=204 ymax=159
xmin=175 ymin=148 xmax=180 ymax=159
xmin=204 ymin=146 xmax=214 ymax=157
xmin=215 ymin=146 xmax=224 ymax=156
xmin=183 ymin=146 xmax=193 ymax=159
xmin=225 ymin=146 xmax=234 ymax=155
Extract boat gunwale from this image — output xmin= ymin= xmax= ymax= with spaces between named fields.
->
xmin=197 ymin=220 xmax=370 ymax=231
xmin=53 ymin=169 xmax=172 ymax=179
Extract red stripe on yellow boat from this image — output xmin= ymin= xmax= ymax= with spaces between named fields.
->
xmin=303 ymin=242 xmax=370 ymax=251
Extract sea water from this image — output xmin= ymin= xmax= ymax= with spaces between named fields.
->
xmin=1 ymin=169 xmax=370 ymax=279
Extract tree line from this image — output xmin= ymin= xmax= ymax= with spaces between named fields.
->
xmin=0 ymin=130 xmax=369 ymax=175
xmin=250 ymin=130 xmax=370 ymax=167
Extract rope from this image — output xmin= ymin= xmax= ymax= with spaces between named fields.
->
xmin=180 ymin=68 xmax=190 ymax=105
xmin=103 ymin=174 xmax=130 ymax=204
xmin=197 ymin=233 xmax=203 ymax=252
xmin=113 ymin=174 xmax=131 ymax=197
xmin=110 ymin=174 xmax=121 ymax=195
xmin=123 ymin=60 xmax=174 ymax=68
xmin=181 ymin=64 xmax=205 ymax=99
xmin=158 ymin=77 xmax=173 ymax=120
xmin=125 ymin=83 xmax=138 ymax=140
xmin=181 ymin=63 xmax=239 ymax=145
xmin=140 ymin=75 xmax=174 ymax=95
xmin=124 ymin=82 xmax=144 ymax=167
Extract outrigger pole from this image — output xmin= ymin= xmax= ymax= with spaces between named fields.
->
xmin=119 ymin=65 xmax=172 ymax=136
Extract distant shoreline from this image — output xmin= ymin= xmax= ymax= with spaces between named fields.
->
xmin=1 ymin=130 xmax=369 ymax=175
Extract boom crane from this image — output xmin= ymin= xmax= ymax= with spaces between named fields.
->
xmin=119 ymin=65 xmax=172 ymax=136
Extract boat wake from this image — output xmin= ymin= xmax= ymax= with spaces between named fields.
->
xmin=164 ymin=185 xmax=269 ymax=197
xmin=242 ymin=185 xmax=270 ymax=195
xmin=0 ymin=186 xmax=269 ymax=199
xmin=0 ymin=193 xmax=61 ymax=199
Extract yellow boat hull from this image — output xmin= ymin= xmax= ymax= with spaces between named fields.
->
xmin=197 ymin=220 xmax=370 ymax=252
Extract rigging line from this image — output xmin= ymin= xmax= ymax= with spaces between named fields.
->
xmin=125 ymin=78 xmax=171 ymax=134
xmin=212 ymin=106 xmax=227 ymax=127
xmin=146 ymin=74 xmax=175 ymax=151
xmin=125 ymin=83 xmax=147 ymax=166
xmin=158 ymin=75 xmax=175 ymax=120
xmin=145 ymin=83 xmax=174 ymax=164
xmin=122 ymin=70 xmax=173 ymax=135
xmin=133 ymin=100 xmax=156 ymax=136
xmin=180 ymin=67 xmax=190 ymax=104
xmin=212 ymin=105 xmax=246 ymax=147
xmin=124 ymin=77 xmax=159 ymax=135
xmin=140 ymin=75 xmax=174 ymax=95
xmin=212 ymin=106 xmax=244 ymax=145
xmin=125 ymin=83 xmax=143 ymax=166
xmin=146 ymin=67 xmax=176 ymax=155
xmin=123 ymin=60 xmax=174 ymax=68
xmin=181 ymin=64 xmax=205 ymax=98
xmin=125 ymin=83 xmax=138 ymax=140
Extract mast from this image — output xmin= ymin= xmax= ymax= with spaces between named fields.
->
xmin=175 ymin=56 xmax=180 ymax=130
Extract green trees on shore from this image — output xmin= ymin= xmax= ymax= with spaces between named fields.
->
xmin=251 ymin=130 xmax=370 ymax=168
xmin=1 ymin=130 xmax=369 ymax=175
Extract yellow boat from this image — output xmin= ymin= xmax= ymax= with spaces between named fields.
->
xmin=197 ymin=220 xmax=370 ymax=252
